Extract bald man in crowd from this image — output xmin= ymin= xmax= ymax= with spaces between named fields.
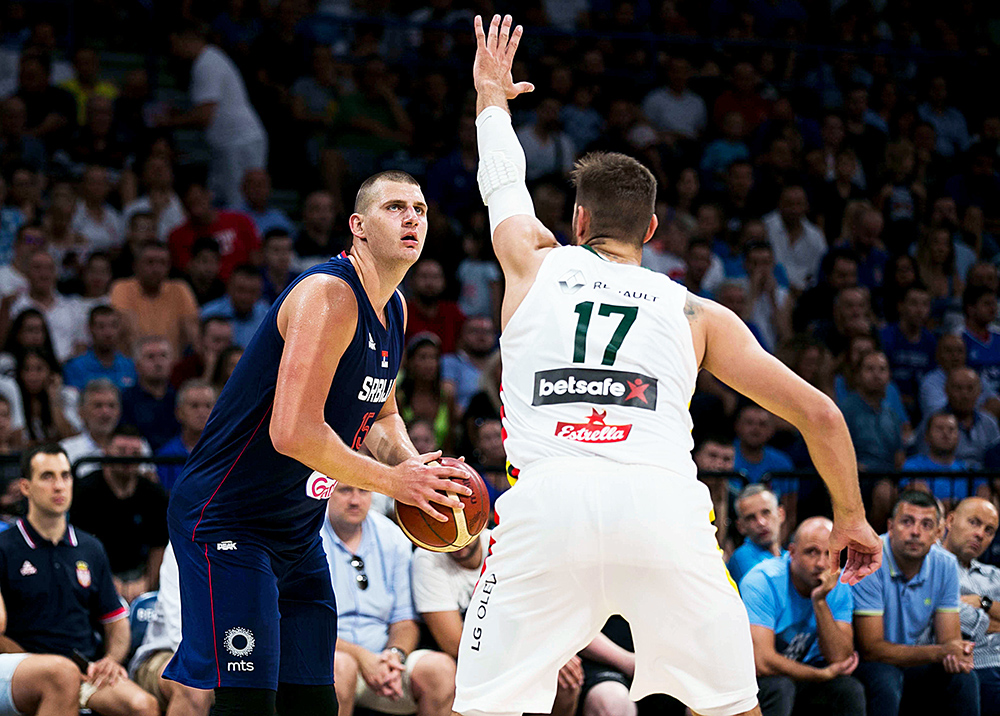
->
xmin=740 ymin=517 xmax=863 ymax=716
xmin=944 ymin=497 xmax=1000 ymax=716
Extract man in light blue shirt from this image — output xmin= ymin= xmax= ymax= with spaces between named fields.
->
xmin=903 ymin=412 xmax=986 ymax=502
xmin=200 ymin=264 xmax=271 ymax=348
xmin=63 ymin=305 xmax=137 ymax=391
xmin=321 ymin=483 xmax=457 ymax=716
xmin=852 ymin=490 xmax=980 ymax=716
xmin=732 ymin=404 xmax=795 ymax=497
xmin=728 ymin=484 xmax=787 ymax=586
xmin=740 ymin=517 xmax=863 ymax=716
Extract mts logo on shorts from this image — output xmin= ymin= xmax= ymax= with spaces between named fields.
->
xmin=532 ymin=368 xmax=657 ymax=410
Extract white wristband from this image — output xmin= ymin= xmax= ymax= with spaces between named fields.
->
xmin=476 ymin=106 xmax=535 ymax=235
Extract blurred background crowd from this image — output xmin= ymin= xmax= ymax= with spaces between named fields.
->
xmin=0 ymin=0 xmax=995 ymax=539
xmin=0 ymin=1 xmax=997 ymax=714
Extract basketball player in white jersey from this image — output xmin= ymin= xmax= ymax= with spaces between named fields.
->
xmin=454 ymin=15 xmax=883 ymax=716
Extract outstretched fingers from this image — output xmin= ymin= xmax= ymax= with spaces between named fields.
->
xmin=487 ymin=14 xmax=501 ymax=54
xmin=499 ymin=15 xmax=512 ymax=54
xmin=504 ymin=23 xmax=524 ymax=65
xmin=474 ymin=15 xmax=486 ymax=49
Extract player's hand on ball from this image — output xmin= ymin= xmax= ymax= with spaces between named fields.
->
xmin=393 ymin=450 xmax=473 ymax=523
xmin=473 ymin=14 xmax=534 ymax=100
xmin=829 ymin=516 xmax=882 ymax=586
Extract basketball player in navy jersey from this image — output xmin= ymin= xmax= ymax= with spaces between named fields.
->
xmin=163 ymin=170 xmax=472 ymax=716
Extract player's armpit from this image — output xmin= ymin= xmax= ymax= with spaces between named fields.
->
xmin=271 ymin=274 xmax=358 ymax=456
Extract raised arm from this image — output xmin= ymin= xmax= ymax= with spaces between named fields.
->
xmin=271 ymin=274 xmax=469 ymax=520
xmin=473 ymin=15 xmax=558 ymax=327
xmin=686 ymin=293 xmax=881 ymax=584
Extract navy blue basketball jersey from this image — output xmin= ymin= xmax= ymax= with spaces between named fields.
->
xmin=168 ymin=256 xmax=405 ymax=545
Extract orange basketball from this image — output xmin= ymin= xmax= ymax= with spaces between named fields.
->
xmin=396 ymin=457 xmax=490 ymax=552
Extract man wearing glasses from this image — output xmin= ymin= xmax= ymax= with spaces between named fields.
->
xmin=320 ymin=483 xmax=457 ymax=716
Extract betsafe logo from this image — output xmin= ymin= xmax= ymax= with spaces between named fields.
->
xmin=532 ymin=368 xmax=657 ymax=410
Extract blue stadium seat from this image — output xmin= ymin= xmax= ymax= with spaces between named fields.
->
xmin=129 ymin=591 xmax=159 ymax=658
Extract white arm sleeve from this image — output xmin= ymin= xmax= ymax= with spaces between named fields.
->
xmin=476 ymin=106 xmax=535 ymax=235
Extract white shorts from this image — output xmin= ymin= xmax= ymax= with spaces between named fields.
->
xmin=453 ymin=458 xmax=758 ymax=716
xmin=354 ymin=649 xmax=434 ymax=715
xmin=0 ymin=654 xmax=28 ymax=716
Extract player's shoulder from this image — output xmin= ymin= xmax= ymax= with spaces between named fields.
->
xmin=286 ymin=270 xmax=358 ymax=310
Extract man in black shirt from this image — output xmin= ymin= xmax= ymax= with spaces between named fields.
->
xmin=0 ymin=444 xmax=157 ymax=715
xmin=71 ymin=426 xmax=168 ymax=603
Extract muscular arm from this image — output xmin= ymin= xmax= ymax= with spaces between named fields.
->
xmin=365 ymin=386 xmax=419 ymax=467
xmin=853 ymin=615 xmax=942 ymax=667
xmin=271 ymin=276 xmax=467 ymax=517
xmin=102 ymin=618 xmax=131 ymax=664
xmin=421 ymin=610 xmax=464 ymax=659
xmin=690 ymin=294 xmax=863 ymax=518
xmin=750 ymin=625 xmax=832 ymax=681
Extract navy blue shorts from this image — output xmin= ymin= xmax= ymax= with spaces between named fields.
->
xmin=163 ymin=525 xmax=337 ymax=690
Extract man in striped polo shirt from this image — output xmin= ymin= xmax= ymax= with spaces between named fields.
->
xmin=943 ymin=497 xmax=1000 ymax=716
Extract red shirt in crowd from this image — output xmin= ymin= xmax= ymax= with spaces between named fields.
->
xmin=168 ymin=210 xmax=261 ymax=281
xmin=405 ymin=300 xmax=465 ymax=354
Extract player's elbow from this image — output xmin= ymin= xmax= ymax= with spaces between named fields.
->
xmin=270 ymin=418 xmax=302 ymax=457
xmin=802 ymin=394 xmax=843 ymax=435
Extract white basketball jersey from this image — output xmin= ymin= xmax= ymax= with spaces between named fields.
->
xmin=501 ymin=245 xmax=699 ymax=479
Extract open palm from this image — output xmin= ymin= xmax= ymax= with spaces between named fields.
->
xmin=473 ymin=14 xmax=534 ymax=100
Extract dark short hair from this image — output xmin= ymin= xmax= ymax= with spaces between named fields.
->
xmin=742 ymin=239 xmax=773 ymax=259
xmin=20 ymin=444 xmax=69 ymax=480
xmin=263 ymin=228 xmax=291 ymax=243
xmin=964 ymin=284 xmax=997 ymax=314
xmin=128 ymin=210 xmax=156 ymax=229
xmin=136 ymin=240 xmax=168 ymax=258
xmin=201 ymin=315 xmax=231 ymax=334
xmin=892 ymin=489 xmax=941 ymax=520
xmin=88 ymin=304 xmax=115 ymax=325
xmin=354 ymin=170 xmax=420 ymax=213
xmin=111 ymin=424 xmax=145 ymax=442
xmin=687 ymin=237 xmax=712 ymax=253
xmin=925 ymin=410 xmax=957 ymax=436
xmin=898 ymin=282 xmax=929 ymax=304
xmin=191 ymin=236 xmax=221 ymax=257
xmin=231 ymin=263 xmax=261 ymax=281
xmin=570 ymin=152 xmax=657 ymax=247
xmin=176 ymin=165 xmax=210 ymax=198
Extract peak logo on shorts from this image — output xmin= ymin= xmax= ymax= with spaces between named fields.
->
xmin=306 ymin=472 xmax=338 ymax=500
xmin=532 ymin=368 xmax=657 ymax=410
xmin=358 ymin=376 xmax=395 ymax=403
xmin=555 ymin=409 xmax=632 ymax=443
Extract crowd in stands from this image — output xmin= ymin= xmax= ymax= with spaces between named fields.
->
xmin=0 ymin=0 xmax=996 ymax=713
